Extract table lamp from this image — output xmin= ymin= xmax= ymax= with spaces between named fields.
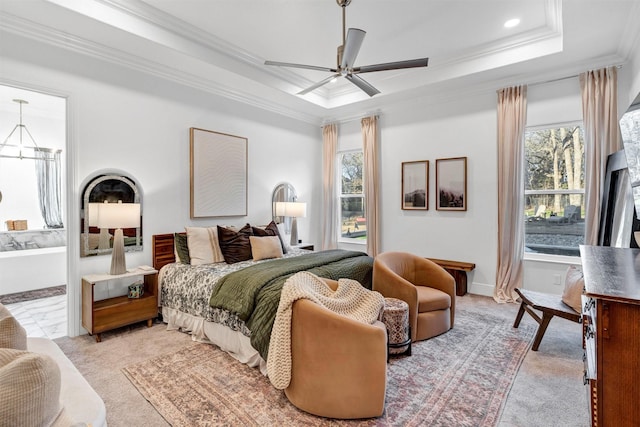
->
xmin=97 ymin=201 xmax=140 ymax=275
xmin=275 ymin=201 xmax=306 ymax=245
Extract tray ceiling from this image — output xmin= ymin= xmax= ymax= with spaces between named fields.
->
xmin=0 ymin=0 xmax=638 ymax=123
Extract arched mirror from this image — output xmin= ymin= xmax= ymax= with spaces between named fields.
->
xmin=80 ymin=174 xmax=142 ymax=257
xmin=272 ymin=182 xmax=297 ymax=232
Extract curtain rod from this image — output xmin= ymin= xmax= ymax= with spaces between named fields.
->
xmin=321 ymin=65 xmax=625 ymax=125
xmin=321 ymin=112 xmax=380 ymax=128
xmin=527 ymin=64 xmax=623 ymax=88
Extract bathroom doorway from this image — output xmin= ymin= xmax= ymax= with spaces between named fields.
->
xmin=0 ymin=84 xmax=68 ymax=339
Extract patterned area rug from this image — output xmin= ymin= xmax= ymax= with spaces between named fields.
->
xmin=123 ymin=309 xmax=534 ymax=426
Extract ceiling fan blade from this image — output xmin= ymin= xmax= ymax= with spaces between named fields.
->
xmin=340 ymin=28 xmax=366 ymax=69
xmin=354 ymin=58 xmax=429 ymax=74
xmin=298 ymin=74 xmax=341 ymax=95
xmin=265 ymin=60 xmax=337 ymax=73
xmin=345 ymin=74 xmax=380 ymax=97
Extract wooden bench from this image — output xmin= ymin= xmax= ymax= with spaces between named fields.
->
xmin=513 ymin=288 xmax=581 ymax=351
xmin=426 ymin=258 xmax=475 ymax=296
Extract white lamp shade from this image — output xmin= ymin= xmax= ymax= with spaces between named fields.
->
xmin=288 ymin=202 xmax=306 ymax=218
xmin=88 ymin=203 xmax=101 ymax=227
xmin=276 ymin=201 xmax=306 ymax=218
xmin=97 ymin=202 xmax=140 ymax=229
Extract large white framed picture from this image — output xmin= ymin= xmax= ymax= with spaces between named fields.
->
xmin=190 ymin=127 xmax=247 ymax=218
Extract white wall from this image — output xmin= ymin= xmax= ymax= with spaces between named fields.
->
xmin=627 ymin=40 xmax=640 ymax=108
xmin=334 ymin=77 xmax=590 ymax=297
xmin=1 ymin=44 xmax=320 ymax=335
xmin=349 ymin=91 xmax=499 ymax=295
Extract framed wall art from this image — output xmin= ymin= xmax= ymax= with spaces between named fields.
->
xmin=190 ymin=127 xmax=247 ymax=218
xmin=436 ymin=157 xmax=467 ymax=211
xmin=402 ymin=160 xmax=429 ymax=210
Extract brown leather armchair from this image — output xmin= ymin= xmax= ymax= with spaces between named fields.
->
xmin=373 ymin=252 xmax=455 ymax=342
xmin=284 ymin=279 xmax=387 ymax=419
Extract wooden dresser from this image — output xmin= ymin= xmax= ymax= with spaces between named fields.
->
xmin=580 ymin=245 xmax=640 ymax=427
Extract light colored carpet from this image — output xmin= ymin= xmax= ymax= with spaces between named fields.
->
xmin=122 ymin=308 xmax=533 ymax=426
xmin=54 ymin=294 xmax=589 ymax=426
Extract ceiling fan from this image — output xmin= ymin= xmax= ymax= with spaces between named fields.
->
xmin=265 ymin=0 xmax=429 ymax=97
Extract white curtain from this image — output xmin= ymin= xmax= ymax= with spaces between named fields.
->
xmin=361 ymin=116 xmax=380 ymax=256
xmin=34 ymin=148 xmax=64 ymax=228
xmin=495 ymin=86 xmax=527 ymax=303
xmin=321 ymin=123 xmax=338 ymax=250
xmin=581 ymin=67 xmax=622 ymax=245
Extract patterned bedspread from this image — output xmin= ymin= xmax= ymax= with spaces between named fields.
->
xmin=160 ymin=250 xmax=307 ymax=337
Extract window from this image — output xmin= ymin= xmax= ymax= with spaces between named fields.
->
xmin=524 ymin=122 xmax=585 ymax=257
xmin=339 ymin=150 xmax=366 ymax=242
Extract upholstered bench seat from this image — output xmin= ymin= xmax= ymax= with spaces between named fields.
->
xmin=417 ymin=286 xmax=451 ymax=312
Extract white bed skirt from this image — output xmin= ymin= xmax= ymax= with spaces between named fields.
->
xmin=162 ymin=306 xmax=267 ymax=375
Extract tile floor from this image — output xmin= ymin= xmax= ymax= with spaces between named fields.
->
xmin=4 ymin=294 xmax=67 ymax=339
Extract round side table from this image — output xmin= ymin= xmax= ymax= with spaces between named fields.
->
xmin=382 ymin=297 xmax=412 ymax=359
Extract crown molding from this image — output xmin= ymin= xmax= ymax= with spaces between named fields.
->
xmin=0 ymin=11 xmax=323 ymax=125
xmin=46 ymin=0 xmax=332 ymax=100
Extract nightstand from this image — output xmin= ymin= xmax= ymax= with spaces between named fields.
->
xmin=81 ymin=267 xmax=158 ymax=342
xmin=293 ymin=243 xmax=314 ymax=251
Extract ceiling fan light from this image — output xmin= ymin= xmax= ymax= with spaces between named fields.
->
xmin=266 ymin=0 xmax=428 ymax=97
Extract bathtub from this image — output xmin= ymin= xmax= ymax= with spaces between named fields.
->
xmin=0 ymin=229 xmax=67 ymax=295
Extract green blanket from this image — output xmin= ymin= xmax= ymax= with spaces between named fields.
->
xmin=209 ymin=249 xmax=373 ymax=360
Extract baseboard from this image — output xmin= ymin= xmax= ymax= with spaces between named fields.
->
xmin=468 ymin=282 xmax=494 ymax=297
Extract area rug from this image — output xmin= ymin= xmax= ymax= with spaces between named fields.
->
xmin=0 ymin=285 xmax=66 ymax=304
xmin=123 ymin=309 xmax=535 ymax=427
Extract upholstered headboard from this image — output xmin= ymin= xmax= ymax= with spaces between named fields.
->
xmin=152 ymin=233 xmax=184 ymax=271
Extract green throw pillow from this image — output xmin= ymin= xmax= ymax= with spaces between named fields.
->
xmin=174 ymin=233 xmax=190 ymax=264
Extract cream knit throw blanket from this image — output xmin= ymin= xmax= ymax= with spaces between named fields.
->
xmin=267 ymin=271 xmax=384 ymax=389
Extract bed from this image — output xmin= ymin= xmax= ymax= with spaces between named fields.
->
xmin=152 ymin=232 xmax=373 ymax=375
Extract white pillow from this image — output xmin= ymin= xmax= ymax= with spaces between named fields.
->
xmin=185 ymin=227 xmax=225 ymax=265
xmin=250 ymin=236 xmax=284 ymax=261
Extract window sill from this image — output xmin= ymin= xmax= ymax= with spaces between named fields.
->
xmin=337 ymin=239 xmax=367 ymax=246
xmin=524 ymin=252 xmax=580 ymax=265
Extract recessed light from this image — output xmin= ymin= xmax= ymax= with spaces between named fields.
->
xmin=330 ymin=77 xmax=338 ymax=83
xmin=504 ymin=18 xmax=520 ymax=28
